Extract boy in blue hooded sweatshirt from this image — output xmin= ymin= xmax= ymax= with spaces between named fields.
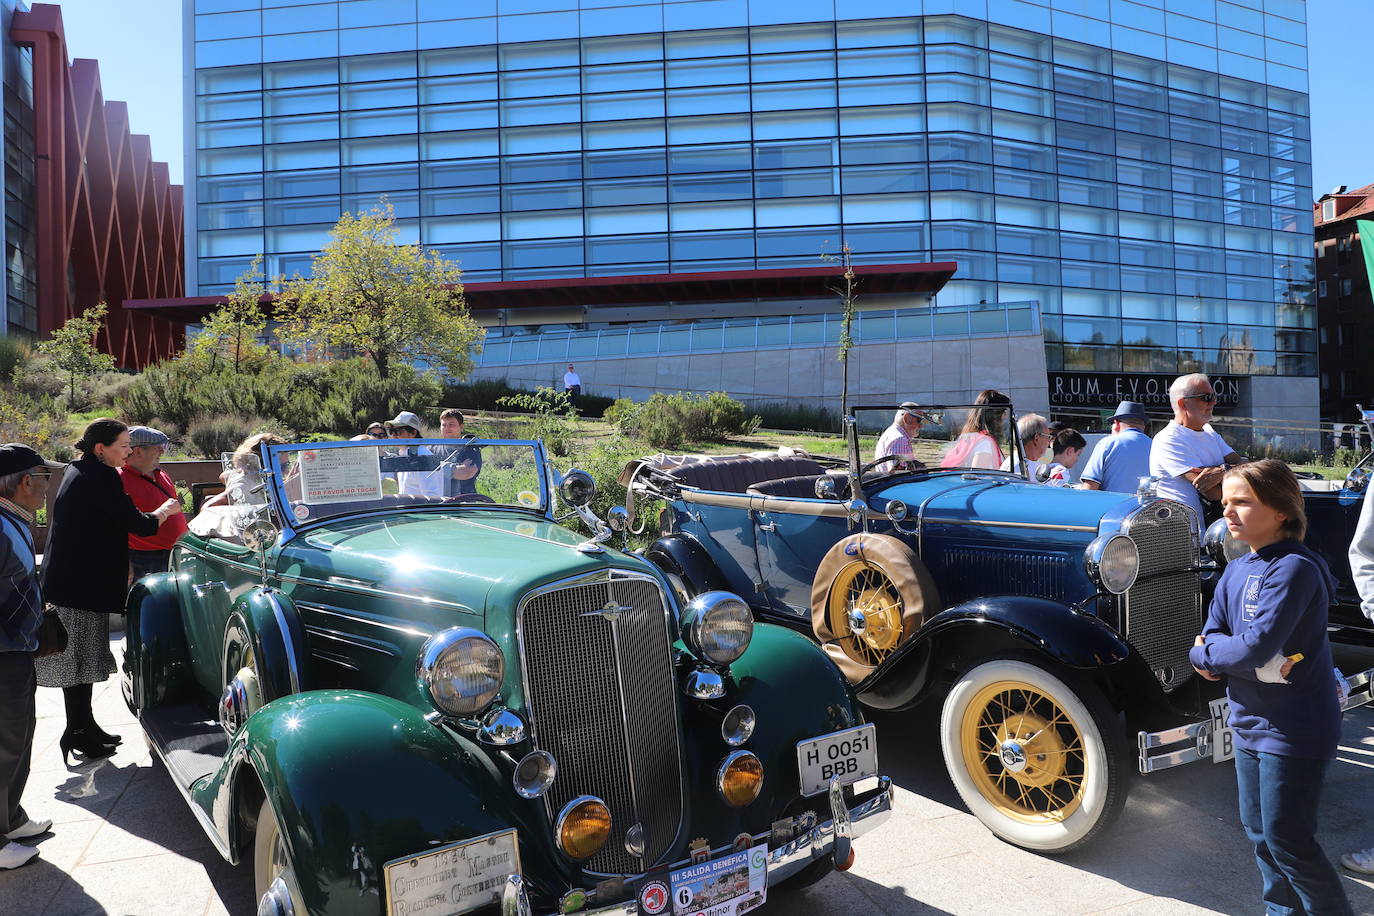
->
xmin=1190 ymin=459 xmax=1352 ymax=916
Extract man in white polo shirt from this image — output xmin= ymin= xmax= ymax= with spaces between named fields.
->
xmin=1149 ymin=373 xmax=1241 ymax=532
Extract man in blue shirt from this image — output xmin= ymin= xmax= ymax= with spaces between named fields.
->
xmin=0 ymin=443 xmax=63 ymax=870
xmin=1079 ymin=400 xmax=1153 ymax=494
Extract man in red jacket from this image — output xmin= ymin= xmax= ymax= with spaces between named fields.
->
xmin=119 ymin=427 xmax=189 ymax=582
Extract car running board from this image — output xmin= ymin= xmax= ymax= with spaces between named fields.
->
xmin=140 ymin=703 xmax=230 ymax=790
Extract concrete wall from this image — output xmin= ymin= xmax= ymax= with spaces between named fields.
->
xmin=473 ymin=329 xmax=1051 ymax=415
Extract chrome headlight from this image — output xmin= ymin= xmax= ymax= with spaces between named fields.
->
xmin=1203 ymin=517 xmax=1248 ymax=566
xmin=1085 ymin=534 xmax=1140 ymax=595
xmin=558 ymin=469 xmax=596 ymax=507
xmin=681 ymin=591 xmax=754 ymax=666
xmin=885 ymin=499 xmax=908 ymax=522
xmin=416 ymin=627 xmax=504 ymax=717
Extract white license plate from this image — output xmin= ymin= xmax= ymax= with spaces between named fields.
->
xmin=1203 ymin=696 xmax=1235 ymax=763
xmin=384 ymin=828 xmax=520 ymax=916
xmin=796 ymin=723 xmax=878 ymax=797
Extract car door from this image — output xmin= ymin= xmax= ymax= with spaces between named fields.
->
xmin=1305 ymin=486 xmax=1367 ymax=628
xmin=754 ymin=500 xmax=849 ymax=619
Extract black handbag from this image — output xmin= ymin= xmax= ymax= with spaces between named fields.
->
xmin=35 ymin=611 xmax=68 ymax=658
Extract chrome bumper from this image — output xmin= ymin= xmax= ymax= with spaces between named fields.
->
xmin=503 ymin=776 xmax=893 ymax=916
xmin=1137 ymin=665 xmax=1374 ymax=774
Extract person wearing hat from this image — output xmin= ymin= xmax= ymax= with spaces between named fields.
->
xmin=0 ymin=444 xmax=63 ymax=869
xmin=36 ymin=419 xmax=182 ymax=766
xmin=872 ymin=402 xmax=929 ymax=472
xmin=118 ymin=427 xmax=189 ymax=581
xmin=1079 ymin=400 xmax=1153 ymax=494
xmin=384 ymin=411 xmax=445 ymax=499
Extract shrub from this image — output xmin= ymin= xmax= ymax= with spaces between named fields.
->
xmin=0 ymin=335 xmax=32 ymax=382
xmin=445 ymin=376 xmax=614 ymax=418
xmin=621 ymin=391 xmax=759 ymax=449
xmin=89 ymin=370 xmax=140 ymax=410
xmin=751 ymin=401 xmax=841 ymax=433
xmin=312 ymin=359 xmax=442 ymax=437
xmin=496 ymin=387 xmax=577 ymax=457
xmin=0 ymin=388 xmax=72 ymax=462
xmin=603 ymin=398 xmax=641 ymax=434
xmin=185 ymin=414 xmax=286 ymax=460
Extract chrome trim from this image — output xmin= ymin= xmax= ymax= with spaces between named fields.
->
xmin=512 ymin=750 xmax=557 ymax=799
xmin=294 ymin=601 xmax=432 ymax=638
xmin=926 ymin=516 xmax=1098 ymax=533
xmin=515 ymin=567 xmax=687 ymax=875
xmin=554 ymin=795 xmax=611 ymax=860
xmin=500 ymin=874 xmax=532 ymax=916
xmin=479 ymin=706 xmax=527 ymax=746
xmin=827 ymin=776 xmax=852 ymax=869
xmin=416 ymin=627 xmax=504 ymax=717
xmin=301 ymin=625 xmax=399 ymax=657
xmin=513 ymin=776 xmax=893 ymax=916
xmin=681 ymin=591 xmax=753 ymax=666
xmin=192 ymin=580 xmax=228 ymax=599
xmin=280 ymin=572 xmax=476 ymax=614
xmin=257 ymin=875 xmax=296 ymax=916
xmin=721 ymin=704 xmax=756 ymax=747
xmin=716 ymin=750 xmax=763 ymax=807
xmin=1084 ymin=534 xmax=1139 ymax=595
xmin=262 ymin=591 xmax=303 ymax=696
xmin=684 ymin=665 xmax=726 ymax=699
xmin=1343 ymin=665 xmax=1374 ymax=711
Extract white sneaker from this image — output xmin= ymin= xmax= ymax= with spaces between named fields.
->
xmin=1341 ymin=846 xmax=1374 ymax=875
xmin=0 ymin=842 xmax=38 ymax=869
xmin=4 ymin=817 xmax=52 ymax=840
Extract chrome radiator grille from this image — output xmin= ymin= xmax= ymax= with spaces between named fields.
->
xmin=1123 ymin=500 xmax=1202 ymax=692
xmin=518 ymin=572 xmax=683 ymax=875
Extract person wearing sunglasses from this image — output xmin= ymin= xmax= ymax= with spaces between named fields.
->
xmin=364 ymin=423 xmax=387 ymax=439
xmin=1150 ymin=373 xmax=1241 ymax=533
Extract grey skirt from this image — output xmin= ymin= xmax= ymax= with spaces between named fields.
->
xmin=33 ymin=604 xmax=116 ymax=688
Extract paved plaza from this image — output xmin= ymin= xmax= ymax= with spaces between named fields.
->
xmin=3 ymin=640 xmax=1373 ymax=915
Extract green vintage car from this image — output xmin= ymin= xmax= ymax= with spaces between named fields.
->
xmin=122 ymin=438 xmax=891 ymax=916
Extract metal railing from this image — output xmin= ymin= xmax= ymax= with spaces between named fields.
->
xmin=477 ymin=300 xmax=1041 ymax=367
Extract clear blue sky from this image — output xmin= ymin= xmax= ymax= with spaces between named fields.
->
xmin=48 ymin=0 xmax=1373 ymax=196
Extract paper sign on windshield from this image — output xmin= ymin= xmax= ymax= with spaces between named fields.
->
xmin=299 ymin=447 xmax=382 ymax=504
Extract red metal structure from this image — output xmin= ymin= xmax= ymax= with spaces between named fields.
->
xmin=10 ymin=3 xmax=184 ymax=368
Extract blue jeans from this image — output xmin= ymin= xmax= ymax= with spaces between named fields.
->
xmin=1234 ymin=747 xmax=1354 ymax=916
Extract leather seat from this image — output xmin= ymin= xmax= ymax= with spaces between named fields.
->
xmin=748 ymin=473 xmax=852 ymax=500
xmin=667 ymin=456 xmax=823 ymax=494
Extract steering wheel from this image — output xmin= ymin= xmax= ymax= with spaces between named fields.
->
xmin=449 ymin=493 xmax=495 ymax=504
xmin=859 ymin=456 xmax=925 ymax=478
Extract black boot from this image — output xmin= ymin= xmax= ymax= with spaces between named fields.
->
xmin=60 ymin=685 xmax=117 ymax=765
xmin=58 ymin=729 xmax=116 ymax=766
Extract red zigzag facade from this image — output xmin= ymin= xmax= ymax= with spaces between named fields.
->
xmin=10 ymin=3 xmax=184 ymax=369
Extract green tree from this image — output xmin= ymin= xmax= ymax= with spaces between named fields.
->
xmin=279 ymin=203 xmax=484 ymax=380
xmin=187 ymin=255 xmax=273 ymax=373
xmin=37 ymin=303 xmax=116 ymax=408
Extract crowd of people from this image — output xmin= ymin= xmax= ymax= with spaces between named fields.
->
xmin=1 ymin=385 xmax=1373 ymax=915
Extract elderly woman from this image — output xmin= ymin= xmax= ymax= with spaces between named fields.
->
xmin=36 ymin=418 xmax=181 ymax=764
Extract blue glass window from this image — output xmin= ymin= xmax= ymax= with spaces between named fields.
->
xmin=422 ymin=75 xmax=498 ymax=104
xmin=583 ymin=62 xmax=664 ymax=94
xmin=669 ymin=173 xmax=752 ymax=202
xmin=421 ymin=46 xmax=497 ymax=76
xmin=666 ymin=57 xmax=750 ymax=88
xmin=843 ymin=134 xmax=929 ymax=165
xmin=265 ymin=59 xmax=339 ymax=90
xmin=588 ymin=149 xmax=666 ymax=177
xmin=503 ymin=182 xmax=582 ymax=211
xmin=669 ymin=145 xmax=750 ymax=173
xmin=585 ymin=177 xmax=667 ymax=207
xmin=422 ymin=187 xmax=500 ymax=215
xmin=845 ymin=165 xmax=925 ymax=195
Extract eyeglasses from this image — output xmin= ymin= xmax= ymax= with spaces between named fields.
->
xmin=367 ymin=429 xmax=387 ymax=438
xmin=1183 ymin=393 xmax=1218 ymax=404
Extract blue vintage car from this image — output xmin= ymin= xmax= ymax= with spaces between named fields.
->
xmin=627 ymin=403 xmax=1374 ymax=855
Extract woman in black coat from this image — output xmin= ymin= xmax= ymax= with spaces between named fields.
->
xmin=35 ymin=418 xmax=181 ymax=763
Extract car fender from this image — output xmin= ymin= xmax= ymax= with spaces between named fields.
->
xmin=193 ymin=691 xmax=568 ymax=914
xmin=224 ymin=588 xmax=310 ymax=701
xmin=681 ymin=624 xmax=864 ymax=842
xmin=647 ymin=533 xmax=731 ymax=605
xmin=124 ymin=573 xmax=193 ymax=711
xmin=857 ymin=596 xmax=1131 ymax=711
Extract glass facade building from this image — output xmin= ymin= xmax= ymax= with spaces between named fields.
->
xmin=2 ymin=0 xmax=37 ymax=336
xmin=186 ymin=0 xmax=1315 ymax=389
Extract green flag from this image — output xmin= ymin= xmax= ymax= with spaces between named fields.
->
xmin=1358 ymin=220 xmax=1374 ymax=295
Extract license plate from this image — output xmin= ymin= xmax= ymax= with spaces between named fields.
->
xmin=796 ymin=724 xmax=878 ymax=797
xmin=1203 ymin=696 xmax=1234 ymax=763
xmin=383 ymin=828 xmax=520 ymax=916
xmin=668 ymin=844 xmax=767 ymax=916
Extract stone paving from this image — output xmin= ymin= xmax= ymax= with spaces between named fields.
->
xmin=3 ymin=640 xmax=1373 ymax=915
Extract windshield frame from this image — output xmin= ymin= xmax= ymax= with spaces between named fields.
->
xmin=260 ymin=437 xmax=553 ymax=538
xmin=846 ymin=402 xmax=1029 ymax=483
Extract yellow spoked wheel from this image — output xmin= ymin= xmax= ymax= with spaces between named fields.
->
xmin=826 ymin=561 xmax=904 ymax=667
xmin=940 ymin=658 xmax=1126 ymax=853
xmin=960 ymin=682 xmax=1086 ymax=822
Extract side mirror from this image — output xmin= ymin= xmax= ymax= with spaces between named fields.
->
xmin=1345 ymin=467 xmax=1370 ymax=495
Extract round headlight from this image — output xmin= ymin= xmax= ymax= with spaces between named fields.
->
xmin=558 ymin=469 xmax=596 ymax=507
xmin=555 ymin=796 xmax=611 ymax=860
xmin=1085 ymin=534 xmax=1139 ymax=595
xmin=513 ymin=750 xmax=557 ymax=799
xmin=717 ymin=751 xmax=764 ymax=807
xmin=1203 ymin=517 xmax=1248 ymax=566
xmin=416 ymin=627 xmax=504 ymax=717
xmin=885 ymin=499 xmax=908 ymax=522
xmin=682 ymin=591 xmax=754 ymax=666
xmin=721 ymin=704 xmax=755 ymax=747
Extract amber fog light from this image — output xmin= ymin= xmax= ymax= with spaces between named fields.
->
xmin=717 ymin=751 xmax=764 ymax=807
xmin=556 ymin=796 xmax=611 ymax=860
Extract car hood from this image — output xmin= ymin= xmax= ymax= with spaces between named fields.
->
xmin=276 ymin=510 xmax=632 ymax=619
xmin=875 ymin=475 xmax=1131 ymax=530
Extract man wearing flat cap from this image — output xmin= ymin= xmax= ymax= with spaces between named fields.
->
xmin=872 ymin=402 xmax=929 ymax=472
xmin=1079 ymin=400 xmax=1153 ymax=494
xmin=118 ymin=427 xmax=189 ymax=581
xmin=0 ymin=444 xmax=64 ymax=869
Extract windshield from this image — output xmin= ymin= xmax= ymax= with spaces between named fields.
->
xmin=264 ymin=439 xmax=547 ymax=527
xmin=852 ymin=403 xmax=1023 ymax=476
